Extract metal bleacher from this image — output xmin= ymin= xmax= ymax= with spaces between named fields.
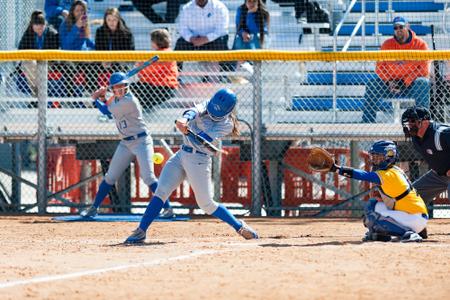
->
xmin=1 ymin=0 xmax=448 ymax=141
xmin=289 ymin=0 xmax=448 ymax=124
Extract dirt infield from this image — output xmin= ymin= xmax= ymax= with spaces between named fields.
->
xmin=1 ymin=216 xmax=450 ymax=300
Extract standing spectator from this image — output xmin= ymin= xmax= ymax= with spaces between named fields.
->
xmin=131 ymin=0 xmax=186 ymax=23
xmin=174 ymin=0 xmax=230 ymax=72
xmin=17 ymin=10 xmax=64 ymax=99
xmin=95 ymin=7 xmax=135 ymax=87
xmin=131 ymin=29 xmax=178 ymax=110
xmin=401 ymin=106 xmax=450 ymax=212
xmin=362 ymin=16 xmax=430 ymax=123
xmin=59 ymin=0 xmax=94 ymax=97
xmin=233 ymin=0 xmax=270 ymax=50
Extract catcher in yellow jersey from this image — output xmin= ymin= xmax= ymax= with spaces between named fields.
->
xmin=331 ymin=140 xmax=428 ymax=242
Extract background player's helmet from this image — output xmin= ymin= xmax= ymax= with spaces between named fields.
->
xmin=109 ymin=72 xmax=129 ymax=87
xmin=206 ymin=89 xmax=237 ymax=121
xmin=369 ymin=140 xmax=398 ymax=171
xmin=401 ymin=106 xmax=431 ymax=137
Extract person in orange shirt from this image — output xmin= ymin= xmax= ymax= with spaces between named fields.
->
xmin=131 ymin=29 xmax=179 ymax=110
xmin=362 ymin=16 xmax=430 ymax=123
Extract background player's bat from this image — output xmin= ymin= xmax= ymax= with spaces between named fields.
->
xmin=102 ymin=55 xmax=159 ymax=108
xmin=125 ymin=55 xmax=159 ymax=79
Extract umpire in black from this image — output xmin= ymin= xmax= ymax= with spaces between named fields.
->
xmin=401 ymin=106 xmax=450 ymax=208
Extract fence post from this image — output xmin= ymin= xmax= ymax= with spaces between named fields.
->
xmin=350 ymin=141 xmax=363 ymax=216
xmin=11 ymin=142 xmax=22 ymax=210
xmin=250 ymin=61 xmax=263 ymax=216
xmin=36 ymin=60 xmax=48 ymax=214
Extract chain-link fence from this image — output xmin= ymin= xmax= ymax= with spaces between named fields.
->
xmin=0 ymin=50 xmax=448 ymax=217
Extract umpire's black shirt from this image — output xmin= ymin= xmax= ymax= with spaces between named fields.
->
xmin=411 ymin=122 xmax=450 ymax=176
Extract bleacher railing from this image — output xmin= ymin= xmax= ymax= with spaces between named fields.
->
xmin=0 ymin=50 xmax=448 ymax=217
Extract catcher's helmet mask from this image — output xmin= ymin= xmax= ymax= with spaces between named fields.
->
xmin=401 ymin=106 xmax=431 ymax=137
xmin=369 ymin=140 xmax=398 ymax=171
xmin=206 ymin=88 xmax=237 ymax=121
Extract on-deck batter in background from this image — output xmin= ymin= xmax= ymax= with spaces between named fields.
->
xmin=79 ymin=71 xmax=174 ymax=218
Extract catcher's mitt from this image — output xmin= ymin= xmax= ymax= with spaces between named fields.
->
xmin=307 ymin=147 xmax=336 ymax=172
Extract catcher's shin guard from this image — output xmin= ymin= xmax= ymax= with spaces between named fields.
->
xmin=362 ymin=230 xmax=392 ymax=242
xmin=364 ymin=210 xmax=413 ymax=237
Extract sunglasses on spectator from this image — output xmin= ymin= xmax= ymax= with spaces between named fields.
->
xmin=394 ymin=25 xmax=404 ymax=30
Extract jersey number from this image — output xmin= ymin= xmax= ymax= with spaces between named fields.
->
xmin=119 ymin=120 xmax=128 ymax=129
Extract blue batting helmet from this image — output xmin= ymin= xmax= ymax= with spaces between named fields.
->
xmin=369 ymin=140 xmax=398 ymax=170
xmin=206 ymin=89 xmax=237 ymax=121
xmin=109 ymin=72 xmax=129 ymax=87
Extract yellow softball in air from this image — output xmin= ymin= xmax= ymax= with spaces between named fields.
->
xmin=152 ymin=152 xmax=164 ymax=164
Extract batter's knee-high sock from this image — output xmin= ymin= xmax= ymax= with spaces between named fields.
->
xmin=139 ymin=196 xmax=165 ymax=231
xmin=92 ymin=180 xmax=113 ymax=208
xmin=212 ymin=204 xmax=242 ymax=231
xmin=150 ymin=182 xmax=171 ymax=209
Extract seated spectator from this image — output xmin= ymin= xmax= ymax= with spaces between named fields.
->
xmin=362 ymin=17 xmax=430 ymax=123
xmin=131 ymin=0 xmax=188 ymax=23
xmin=16 ymin=10 xmax=64 ymax=100
xmin=45 ymin=0 xmax=71 ymax=29
xmin=294 ymin=0 xmax=307 ymax=23
xmin=95 ymin=7 xmax=135 ymax=87
xmin=131 ymin=29 xmax=178 ymax=110
xmin=45 ymin=0 xmax=90 ymax=30
xmin=95 ymin=8 xmax=134 ymax=51
xmin=233 ymin=0 xmax=270 ymax=50
xmin=174 ymin=0 xmax=230 ymax=72
xmin=59 ymin=0 xmax=94 ymax=50
xmin=18 ymin=10 xmax=59 ymax=50
xmin=59 ymin=0 xmax=94 ymax=97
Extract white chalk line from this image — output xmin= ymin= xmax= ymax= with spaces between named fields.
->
xmin=0 ymin=243 xmax=258 ymax=290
